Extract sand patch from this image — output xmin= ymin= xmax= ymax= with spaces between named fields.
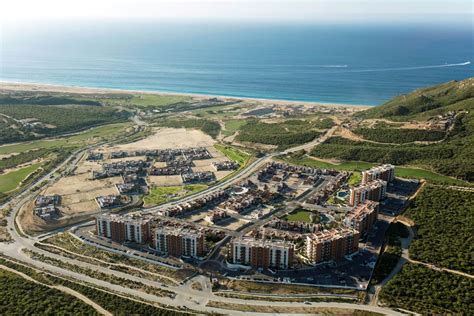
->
xmin=44 ymin=174 xmax=122 ymax=196
xmin=105 ymin=128 xmax=216 ymax=152
xmin=148 ymin=175 xmax=183 ymax=186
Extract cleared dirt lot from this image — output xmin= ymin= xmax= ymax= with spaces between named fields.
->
xmin=148 ymin=175 xmax=183 ymax=187
xmin=104 ymin=127 xmax=216 ymax=152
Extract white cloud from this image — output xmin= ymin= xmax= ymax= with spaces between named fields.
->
xmin=1 ymin=0 xmax=472 ymax=23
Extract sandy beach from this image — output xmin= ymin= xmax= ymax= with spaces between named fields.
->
xmin=0 ymin=81 xmax=371 ymax=110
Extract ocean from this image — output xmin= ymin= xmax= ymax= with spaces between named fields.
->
xmin=1 ymin=22 xmax=472 ymax=105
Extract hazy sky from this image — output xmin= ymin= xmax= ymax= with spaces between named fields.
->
xmin=1 ymin=0 xmax=472 ymax=24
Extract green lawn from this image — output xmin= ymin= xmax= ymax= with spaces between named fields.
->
xmin=284 ymin=156 xmax=472 ymax=186
xmin=0 ymin=163 xmax=42 ymax=193
xmin=347 ymin=171 xmax=362 ymax=186
xmin=223 ymin=119 xmax=248 ymax=136
xmin=144 ymin=184 xmax=207 ymax=206
xmin=214 ymin=144 xmax=251 ymax=166
xmin=395 ymin=167 xmax=471 ymax=186
xmin=284 ymin=210 xmax=319 ymax=224
xmin=130 ymin=94 xmax=190 ymax=107
xmin=191 ymin=104 xmax=242 ymax=119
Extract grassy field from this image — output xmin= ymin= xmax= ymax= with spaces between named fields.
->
xmin=394 ymin=167 xmax=471 ymax=185
xmin=214 ymin=144 xmax=251 ymax=166
xmin=144 ymin=184 xmax=207 ymax=206
xmin=284 ymin=156 xmax=471 ymax=186
xmin=191 ymin=104 xmax=242 ymax=119
xmin=129 ymin=94 xmax=190 ymax=107
xmin=223 ymin=119 xmax=247 ymax=136
xmin=0 ymin=123 xmax=131 ymax=155
xmin=0 ymin=163 xmax=42 ymax=193
xmin=347 ymin=171 xmax=362 ymax=186
xmin=284 ymin=210 xmax=318 ymax=224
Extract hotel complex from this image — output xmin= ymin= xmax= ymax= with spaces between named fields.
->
xmin=361 ymin=164 xmax=395 ymax=184
xmin=155 ymin=227 xmax=205 ymax=258
xmin=90 ymin=163 xmax=396 ymax=272
xmin=349 ymin=179 xmax=387 ymax=206
xmin=95 ymin=213 xmax=151 ymax=244
xmin=305 ymin=228 xmax=360 ymax=264
xmin=343 ymin=200 xmax=379 ymax=234
xmin=229 ymin=238 xmax=294 ymax=269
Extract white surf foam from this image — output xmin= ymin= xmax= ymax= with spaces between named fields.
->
xmin=347 ymin=61 xmax=471 ymax=73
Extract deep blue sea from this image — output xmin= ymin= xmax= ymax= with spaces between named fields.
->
xmin=1 ymin=22 xmax=472 ymax=105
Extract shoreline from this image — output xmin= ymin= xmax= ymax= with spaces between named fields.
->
xmin=0 ymin=80 xmax=372 ymax=110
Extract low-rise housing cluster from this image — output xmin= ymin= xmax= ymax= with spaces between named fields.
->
xmin=182 ymin=171 xmax=215 ymax=183
xmin=220 ymin=188 xmax=275 ymax=213
xmin=92 ymin=160 xmax=151 ymax=179
xmin=204 ymin=209 xmax=229 ymax=223
xmin=268 ymin=217 xmax=321 ymax=234
xmin=109 ymin=147 xmax=212 ymax=161
xmin=162 ymin=190 xmax=228 ymax=217
xmin=427 ymin=111 xmax=457 ymax=130
xmin=96 ymin=195 xmax=122 ymax=209
xmin=150 ymin=166 xmax=191 ymax=176
xmin=306 ymin=172 xmax=349 ymax=205
xmin=212 ymin=161 xmax=239 ymax=171
xmin=34 ymin=194 xmax=61 ymax=220
xmin=116 ymin=182 xmax=141 ymax=195
xmin=86 ymin=152 xmax=103 ymax=161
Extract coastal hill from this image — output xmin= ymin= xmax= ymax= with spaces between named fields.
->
xmin=356 ymin=77 xmax=474 ymax=120
xmin=311 ymin=78 xmax=474 ymax=182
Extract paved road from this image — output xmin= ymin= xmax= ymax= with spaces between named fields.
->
xmin=1 ymin=124 xmax=405 ymax=315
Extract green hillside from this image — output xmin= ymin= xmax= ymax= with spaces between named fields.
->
xmin=311 ymin=79 xmax=474 ymax=182
xmin=356 ymin=77 xmax=474 ymax=120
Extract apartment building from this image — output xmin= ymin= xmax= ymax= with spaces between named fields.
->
xmin=349 ymin=179 xmax=387 ymax=206
xmin=95 ymin=214 xmax=151 ymax=244
xmin=154 ymin=227 xmax=205 ymax=258
xmin=305 ymin=228 xmax=359 ymax=264
xmin=362 ymin=164 xmax=395 ymax=184
xmin=229 ymin=238 xmax=294 ymax=269
xmin=344 ymin=201 xmax=379 ymax=234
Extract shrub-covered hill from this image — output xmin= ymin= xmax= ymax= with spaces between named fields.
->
xmin=356 ymin=77 xmax=474 ymax=120
xmin=311 ymin=79 xmax=474 ymax=181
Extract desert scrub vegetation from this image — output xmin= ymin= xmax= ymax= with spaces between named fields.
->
xmin=0 ymin=257 xmax=189 ymax=316
xmin=403 ymin=186 xmax=474 ymax=274
xmin=0 ymin=268 xmax=99 ymax=315
xmin=0 ymin=104 xmax=129 ymax=143
xmin=352 ymin=127 xmax=445 ymax=143
xmin=380 ymin=264 xmax=473 ymax=314
xmin=236 ymin=119 xmax=321 ymax=148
